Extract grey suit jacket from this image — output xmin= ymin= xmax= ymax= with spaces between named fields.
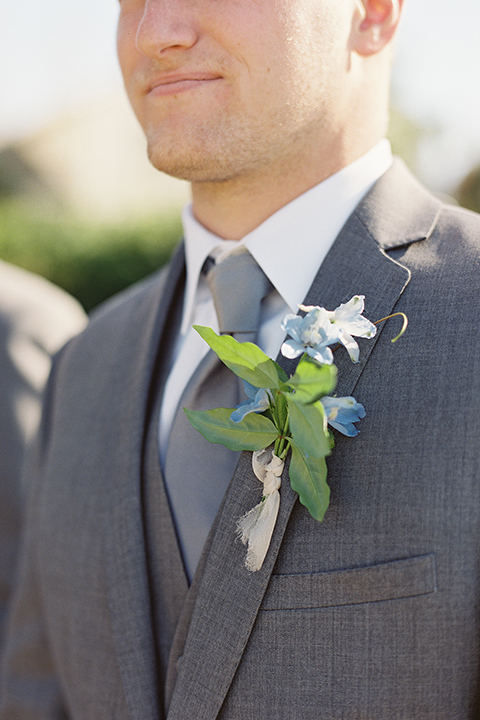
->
xmin=0 ymin=261 xmax=86 ymax=652
xmin=2 ymin=161 xmax=480 ymax=719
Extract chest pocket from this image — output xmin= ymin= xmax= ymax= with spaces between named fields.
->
xmin=261 ymin=553 xmax=436 ymax=610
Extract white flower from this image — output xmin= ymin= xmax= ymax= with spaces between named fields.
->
xmin=281 ymin=306 xmax=339 ymax=364
xmin=325 ymin=295 xmax=376 ymax=363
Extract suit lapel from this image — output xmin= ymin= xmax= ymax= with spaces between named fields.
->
xmin=104 ymin=246 xmax=186 ymax=720
xmin=166 ymin=160 xmax=441 ymax=720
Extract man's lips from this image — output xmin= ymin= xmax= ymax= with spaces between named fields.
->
xmin=147 ymin=73 xmax=222 ymax=96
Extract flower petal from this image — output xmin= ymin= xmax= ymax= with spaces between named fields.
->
xmin=281 ymin=305 xmax=340 ymax=363
xmin=329 ymin=295 xmax=377 ymax=339
xmin=230 ymin=387 xmax=270 ymax=423
xmin=328 ymin=419 xmax=359 ymax=437
xmin=243 ymin=380 xmax=259 ymax=401
xmin=321 ymin=396 xmax=365 ymax=436
xmin=280 ymin=314 xmax=304 ymax=343
xmin=280 ymin=339 xmax=305 ymax=359
xmin=230 ymin=401 xmax=257 ymax=423
xmin=306 ymin=345 xmax=334 ymax=365
xmin=337 ymin=329 xmax=360 ymax=363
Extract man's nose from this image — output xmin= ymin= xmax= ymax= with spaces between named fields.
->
xmin=136 ymin=0 xmax=199 ymax=59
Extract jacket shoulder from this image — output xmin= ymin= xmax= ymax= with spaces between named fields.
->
xmin=435 ymin=201 xmax=480 ymax=240
xmin=69 ymin=263 xmax=173 ymax=359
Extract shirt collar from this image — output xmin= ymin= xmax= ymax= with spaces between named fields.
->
xmin=181 ymin=139 xmax=393 ymax=334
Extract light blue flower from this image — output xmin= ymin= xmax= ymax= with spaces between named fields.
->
xmin=230 ymin=381 xmax=272 ymax=423
xmin=326 ymin=295 xmax=376 ymax=363
xmin=321 ymin=395 xmax=366 ymax=437
xmin=281 ymin=306 xmax=340 ymax=365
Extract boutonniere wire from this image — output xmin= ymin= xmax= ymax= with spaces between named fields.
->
xmin=185 ymin=295 xmax=407 ymax=571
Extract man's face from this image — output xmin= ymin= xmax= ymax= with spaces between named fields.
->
xmin=117 ymin=0 xmax=357 ymax=184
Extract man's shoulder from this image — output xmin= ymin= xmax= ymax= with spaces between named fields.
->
xmin=435 ymin=200 xmax=480 ymax=238
xmin=360 ymin=160 xmax=480 ymax=261
xmin=38 ymin=262 xmax=175 ymax=435
xmin=426 ymin=201 xmax=480 ymax=272
xmin=90 ymin=263 xmax=171 ymax=327
xmin=60 ymin=255 xmax=179 ymax=372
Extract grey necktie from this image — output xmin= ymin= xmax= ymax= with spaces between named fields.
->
xmin=164 ymin=249 xmax=272 ymax=581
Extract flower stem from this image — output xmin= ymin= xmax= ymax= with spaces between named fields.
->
xmin=274 ymin=406 xmax=291 ymax=458
xmin=374 ymin=312 xmax=408 ymax=342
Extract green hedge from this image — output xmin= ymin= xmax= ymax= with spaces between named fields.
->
xmin=0 ymin=199 xmax=182 ymax=312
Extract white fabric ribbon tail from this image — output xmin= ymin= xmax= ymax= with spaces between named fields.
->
xmin=236 ymin=447 xmax=284 ymax=572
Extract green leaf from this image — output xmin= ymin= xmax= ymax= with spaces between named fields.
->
xmin=184 ymin=407 xmax=278 ymax=452
xmin=194 ymin=326 xmax=287 ymax=389
xmin=289 ymin=444 xmax=330 ymax=522
xmin=287 ymin=397 xmax=331 ymax=459
xmin=287 ymin=357 xmax=337 ymax=404
xmin=272 ymin=388 xmax=289 ymax=433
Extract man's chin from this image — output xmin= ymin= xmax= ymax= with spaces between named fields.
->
xmin=147 ymin=144 xmax=238 ymax=184
xmin=144 ymin=123 xmax=274 ymax=185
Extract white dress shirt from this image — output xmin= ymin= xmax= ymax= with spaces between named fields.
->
xmin=159 ymin=139 xmax=393 ymax=467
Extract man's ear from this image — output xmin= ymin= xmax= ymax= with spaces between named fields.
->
xmin=352 ymin=0 xmax=404 ymax=56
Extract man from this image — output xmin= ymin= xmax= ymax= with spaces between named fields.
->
xmin=2 ymin=0 xmax=480 ymax=717
xmin=0 ymin=260 xmax=86 ymax=652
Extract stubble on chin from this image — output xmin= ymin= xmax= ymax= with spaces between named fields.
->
xmin=144 ymin=113 xmax=310 ymax=186
xmin=144 ymin=117 xmax=263 ymax=184
xmin=145 ymin=128 xmax=223 ymax=183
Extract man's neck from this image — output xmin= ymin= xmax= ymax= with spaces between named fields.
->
xmin=190 ymin=136 xmax=385 ymax=240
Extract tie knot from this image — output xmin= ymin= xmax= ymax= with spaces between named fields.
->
xmin=204 ymin=249 xmax=272 ymax=340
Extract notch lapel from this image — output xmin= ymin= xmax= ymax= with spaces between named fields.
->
xmin=104 ymin=246 xmax=186 ymax=720
xmin=166 ymin=160 xmax=442 ymax=720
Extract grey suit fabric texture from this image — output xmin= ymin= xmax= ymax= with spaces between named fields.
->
xmin=2 ymin=161 xmax=480 ymax=719
xmin=0 ymin=261 xmax=86 ymax=654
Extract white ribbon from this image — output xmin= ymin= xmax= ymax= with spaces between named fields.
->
xmin=236 ymin=447 xmax=284 ymax=572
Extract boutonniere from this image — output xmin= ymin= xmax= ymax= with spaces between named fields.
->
xmin=185 ymin=296 xmax=406 ymax=572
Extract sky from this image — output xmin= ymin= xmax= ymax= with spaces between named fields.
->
xmin=1 ymin=0 xmax=480 ymax=192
